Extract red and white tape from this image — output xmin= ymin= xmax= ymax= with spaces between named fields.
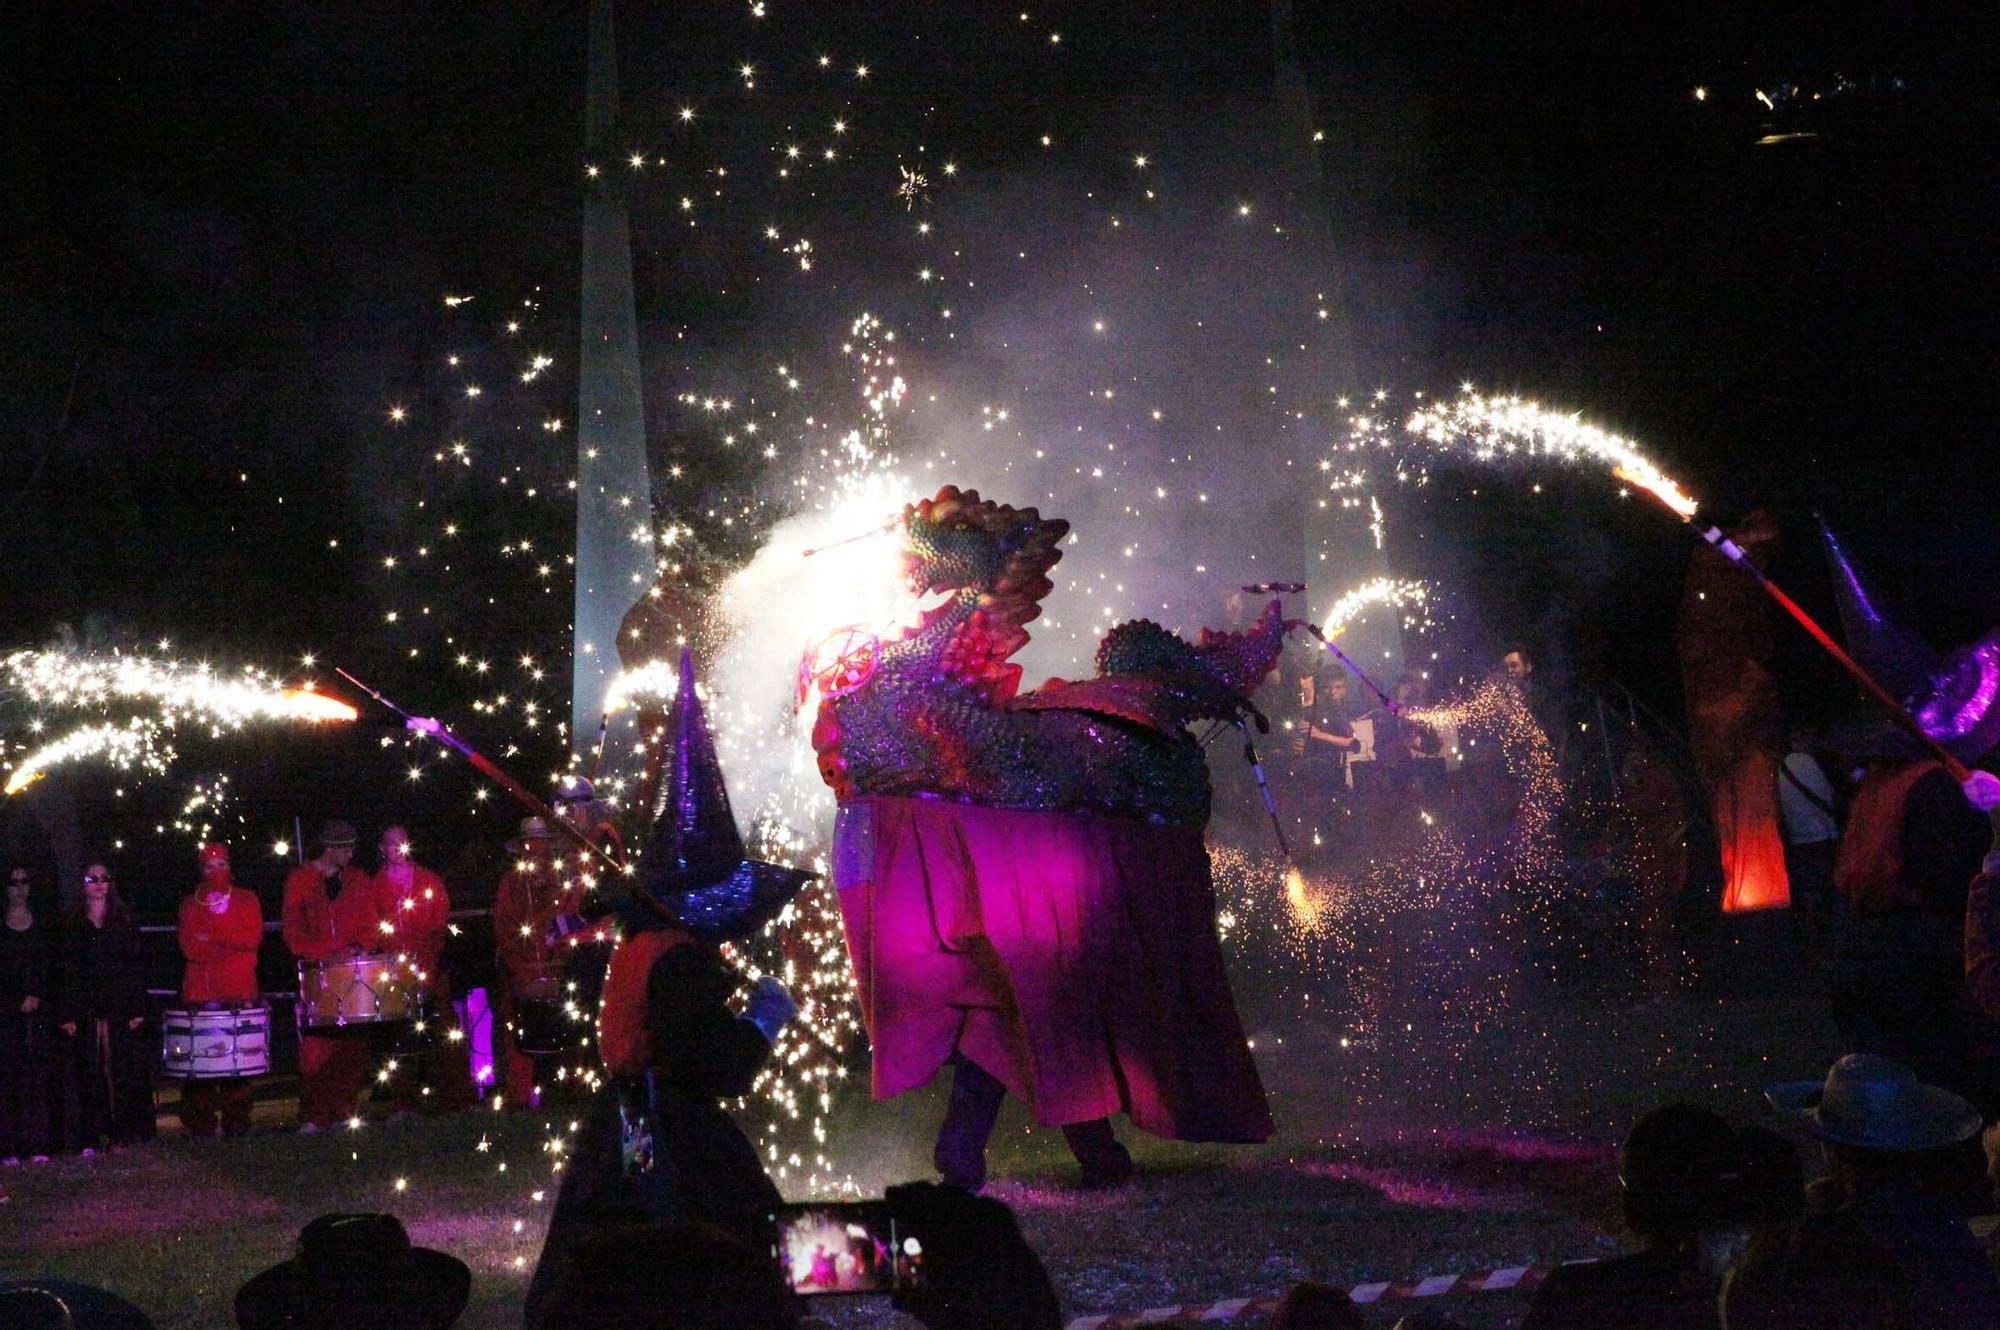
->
xmin=1065 ymin=1219 xmax=2000 ymax=1329
xmin=1064 ymin=1264 xmax=1553 ymax=1329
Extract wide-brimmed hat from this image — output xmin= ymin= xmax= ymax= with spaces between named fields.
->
xmin=554 ymin=773 xmax=597 ymax=804
xmin=234 ymin=1213 xmax=469 ymax=1330
xmin=1766 ymin=1054 xmax=1982 ymax=1152
xmin=312 ymin=820 xmax=357 ymax=849
xmin=506 ymin=816 xmax=556 ymax=854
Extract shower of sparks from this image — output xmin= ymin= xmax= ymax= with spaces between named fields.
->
xmin=601 ymin=659 xmax=683 ymax=715
xmin=1398 ymin=389 xmax=1699 ymax=518
xmin=1211 ymin=677 xmax=1593 ymax=1124
xmin=2 ymin=649 xmax=357 ymax=793
xmin=1322 ymin=576 xmax=1432 ymax=639
xmin=7 ymin=2 xmax=1728 ymax=1208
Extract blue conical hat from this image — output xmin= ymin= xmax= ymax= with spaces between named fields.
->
xmin=639 ymin=650 xmax=813 ymax=940
xmin=1819 ymin=519 xmax=1935 ymax=702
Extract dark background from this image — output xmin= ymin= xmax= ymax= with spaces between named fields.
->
xmin=5 ymin=2 xmax=1996 ymax=914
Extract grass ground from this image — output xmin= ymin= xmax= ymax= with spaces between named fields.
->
xmin=1 ymin=970 xmax=1838 ymax=1329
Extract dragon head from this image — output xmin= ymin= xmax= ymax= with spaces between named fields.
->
xmin=895 ymin=486 xmax=1069 ymax=702
xmin=900 ymin=486 xmax=1068 ymax=601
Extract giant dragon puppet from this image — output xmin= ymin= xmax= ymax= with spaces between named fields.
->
xmin=813 ymin=485 xmax=1280 ymax=1189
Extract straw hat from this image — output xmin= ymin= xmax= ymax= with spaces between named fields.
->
xmin=1766 ymin=1054 xmax=1982 ymax=1151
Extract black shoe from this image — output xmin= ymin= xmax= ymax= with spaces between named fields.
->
xmin=934 ymin=1130 xmax=987 ymax=1193
xmin=1077 ymin=1143 xmax=1134 ymax=1188
xmin=1063 ymin=1120 xmax=1134 ymax=1188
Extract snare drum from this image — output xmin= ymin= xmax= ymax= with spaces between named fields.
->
xmin=162 ymin=1002 xmax=272 ymax=1079
xmin=296 ymin=953 xmax=417 ymax=1030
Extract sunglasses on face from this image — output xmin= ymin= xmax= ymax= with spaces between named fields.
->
xmin=84 ymin=874 xmax=113 ymax=884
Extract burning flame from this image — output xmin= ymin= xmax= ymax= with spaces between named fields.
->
xmin=1612 ymin=465 xmax=1700 ymax=520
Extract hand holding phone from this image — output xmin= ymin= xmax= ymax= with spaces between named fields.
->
xmin=883 ymin=1182 xmax=1062 ymax=1330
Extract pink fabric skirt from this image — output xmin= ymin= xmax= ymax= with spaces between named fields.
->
xmin=834 ymin=795 xmax=1272 ymax=1142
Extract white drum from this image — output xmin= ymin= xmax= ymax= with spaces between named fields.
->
xmin=162 ymin=1003 xmax=272 ymax=1080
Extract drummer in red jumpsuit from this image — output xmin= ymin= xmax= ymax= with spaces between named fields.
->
xmin=492 ymin=817 xmax=585 ymax=1105
xmin=176 ymin=843 xmax=264 ymax=1137
xmin=373 ymin=825 xmax=472 ymax=1113
xmin=282 ymin=820 xmax=383 ymax=1131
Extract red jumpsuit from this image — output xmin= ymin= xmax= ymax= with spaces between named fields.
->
xmin=492 ymin=863 xmax=585 ymax=1101
xmin=283 ymin=863 xmax=386 ymax=1127
xmin=176 ymin=884 xmax=264 ymax=1135
xmin=372 ymin=863 xmax=473 ymax=1111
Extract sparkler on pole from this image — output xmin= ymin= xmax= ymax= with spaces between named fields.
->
xmin=1613 ymin=468 xmax=1972 ymax=784
xmin=800 ymin=516 xmax=899 ymax=558
xmin=333 ymin=667 xmax=652 ymax=899
xmin=1299 ymin=622 xmax=1400 ymax=716
xmin=584 ymin=709 xmax=612 ymax=787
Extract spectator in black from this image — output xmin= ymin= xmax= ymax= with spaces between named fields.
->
xmin=1521 ymin=1103 xmax=1801 ymax=1330
xmin=235 ymin=1213 xmax=469 ymax=1330
xmin=1 ymin=865 xmax=56 ymax=1163
xmin=54 ymin=860 xmax=153 ymax=1151
xmin=1828 ymin=726 xmax=1991 ymax=1108
xmin=533 ymin=1185 xmax=1061 ymax=1330
xmin=1721 ymin=1211 xmax=1913 ymax=1330
xmin=534 ymin=1219 xmax=797 ymax=1330
xmin=1767 ymin=1054 xmax=2000 ymax=1330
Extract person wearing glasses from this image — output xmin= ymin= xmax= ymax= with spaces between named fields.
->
xmin=55 ymin=861 xmax=154 ymax=1151
xmin=1 ymin=866 xmax=56 ymax=1163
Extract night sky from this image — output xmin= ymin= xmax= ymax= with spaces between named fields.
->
xmin=5 ymin=2 xmax=1997 ymax=907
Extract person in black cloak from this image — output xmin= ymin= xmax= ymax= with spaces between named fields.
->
xmin=523 ymin=651 xmax=811 ymax=1330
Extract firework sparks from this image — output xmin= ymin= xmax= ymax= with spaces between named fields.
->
xmin=1400 ymin=390 xmax=1699 ymax=518
xmin=601 ymin=659 xmax=683 ymax=715
xmin=1322 ymin=577 xmax=1432 ymax=639
xmin=2 ymin=649 xmax=356 ymax=793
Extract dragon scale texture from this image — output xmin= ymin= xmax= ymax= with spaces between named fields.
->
xmin=812 ymin=485 xmax=1286 ymax=827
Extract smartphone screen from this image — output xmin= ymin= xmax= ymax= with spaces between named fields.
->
xmin=770 ymin=1201 xmax=924 ymax=1296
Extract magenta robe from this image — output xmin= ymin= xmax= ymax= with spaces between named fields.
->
xmin=833 ymin=794 xmax=1272 ymax=1142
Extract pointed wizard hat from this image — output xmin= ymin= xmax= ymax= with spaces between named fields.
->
xmin=637 ymin=649 xmax=814 ymax=941
xmin=1821 ymin=519 xmax=2000 ymax=763
xmin=1819 ymin=519 xmax=1935 ymax=702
